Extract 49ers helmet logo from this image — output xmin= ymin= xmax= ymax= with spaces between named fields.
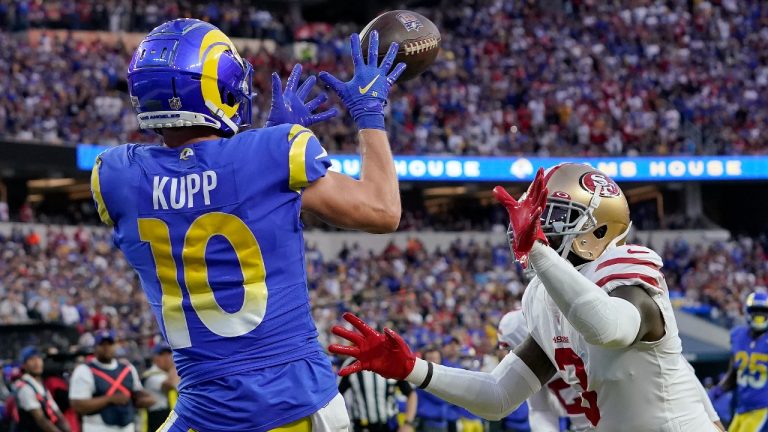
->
xmin=579 ymin=171 xmax=621 ymax=197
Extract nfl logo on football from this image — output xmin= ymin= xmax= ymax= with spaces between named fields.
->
xmin=397 ymin=12 xmax=423 ymax=31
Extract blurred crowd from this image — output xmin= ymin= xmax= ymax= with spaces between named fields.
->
xmin=1 ymin=224 xmax=765 ymax=359
xmin=0 ymin=0 xmax=294 ymax=39
xmin=0 ymin=226 xmax=156 ymax=363
xmin=7 ymin=186 xmax=692 ymax=233
xmin=1 ymin=0 xmax=768 ymax=155
xmin=1 ymin=223 xmax=762 ymax=430
xmin=663 ymin=235 xmax=768 ymax=326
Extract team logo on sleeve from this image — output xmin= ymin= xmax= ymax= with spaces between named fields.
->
xmin=579 ymin=172 xmax=621 ymax=197
xmin=397 ymin=12 xmax=423 ymax=31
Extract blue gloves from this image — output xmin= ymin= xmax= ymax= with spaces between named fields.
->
xmin=266 ymin=64 xmax=338 ymax=128
xmin=319 ymin=31 xmax=406 ymax=130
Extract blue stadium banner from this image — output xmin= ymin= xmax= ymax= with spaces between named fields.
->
xmin=77 ymin=144 xmax=768 ymax=182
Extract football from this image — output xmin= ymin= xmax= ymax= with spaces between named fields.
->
xmin=360 ymin=10 xmax=441 ymax=82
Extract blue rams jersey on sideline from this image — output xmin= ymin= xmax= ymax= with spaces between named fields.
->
xmin=731 ymin=325 xmax=768 ymax=414
xmin=503 ymin=401 xmax=530 ymax=432
xmin=91 ymin=124 xmax=336 ymax=430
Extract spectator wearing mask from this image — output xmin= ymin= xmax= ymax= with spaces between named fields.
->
xmin=12 ymin=346 xmax=70 ymax=432
xmin=68 ymin=331 xmax=154 ymax=432
xmin=141 ymin=343 xmax=178 ymax=432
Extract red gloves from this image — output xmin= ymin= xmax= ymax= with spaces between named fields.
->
xmin=328 ymin=312 xmax=416 ymax=379
xmin=493 ymin=167 xmax=549 ymax=267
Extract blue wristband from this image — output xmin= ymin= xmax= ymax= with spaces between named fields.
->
xmin=355 ymin=114 xmax=385 ymax=130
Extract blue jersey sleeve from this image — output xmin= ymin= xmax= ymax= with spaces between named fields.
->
xmin=90 ymin=145 xmax=134 ymax=227
xmin=285 ymin=124 xmax=331 ymax=192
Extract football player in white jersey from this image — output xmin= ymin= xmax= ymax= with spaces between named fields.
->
xmin=498 ymin=309 xmax=722 ymax=431
xmin=330 ymin=163 xmax=723 ymax=432
xmin=498 ymin=309 xmax=594 ymax=431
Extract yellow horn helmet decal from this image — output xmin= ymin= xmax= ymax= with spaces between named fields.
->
xmin=198 ymin=29 xmax=241 ymax=119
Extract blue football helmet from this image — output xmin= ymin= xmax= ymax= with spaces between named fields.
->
xmin=127 ymin=19 xmax=253 ymax=136
xmin=745 ymin=291 xmax=768 ymax=332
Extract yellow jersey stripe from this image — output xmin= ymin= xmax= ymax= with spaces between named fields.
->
xmin=288 ymin=124 xmax=309 ymax=142
xmin=269 ymin=416 xmax=312 ymax=432
xmin=90 ymin=157 xmax=114 ymax=227
xmin=169 ymin=389 xmax=178 ymax=409
xmin=288 ymin=125 xmax=313 ymax=192
xmin=162 ymin=412 xmax=311 ymax=431
xmin=157 ymin=410 xmax=177 ymax=432
xmin=140 ymin=409 xmax=148 ymax=431
xmin=731 ymin=408 xmax=768 ymax=431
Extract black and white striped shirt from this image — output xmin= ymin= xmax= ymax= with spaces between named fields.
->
xmin=338 ymin=358 xmax=413 ymax=424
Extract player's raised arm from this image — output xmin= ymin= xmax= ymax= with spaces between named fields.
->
xmin=301 ymin=31 xmax=405 ymax=233
xmin=328 ymin=313 xmax=556 ymax=421
xmin=494 ymin=169 xmax=663 ymax=349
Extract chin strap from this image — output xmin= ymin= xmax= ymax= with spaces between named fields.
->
xmin=606 ymin=221 xmax=633 ymax=251
xmin=205 ymin=101 xmax=239 ymax=134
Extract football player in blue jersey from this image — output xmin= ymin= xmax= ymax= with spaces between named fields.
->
xmin=712 ymin=291 xmax=768 ymax=431
xmin=90 ymin=18 xmax=406 ymax=432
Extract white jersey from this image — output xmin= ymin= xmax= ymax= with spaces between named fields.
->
xmin=522 ymin=244 xmax=716 ymax=432
xmin=499 ymin=310 xmax=593 ymax=431
xmin=526 ymin=377 xmax=595 ymax=431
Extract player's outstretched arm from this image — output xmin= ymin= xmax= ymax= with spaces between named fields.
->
xmin=714 ymin=356 xmax=737 ymax=393
xmin=329 ymin=313 xmax=555 ymax=420
xmin=494 ymin=173 xmax=663 ymax=349
xmin=302 ymin=129 xmax=400 ymax=233
xmin=302 ymin=31 xmax=405 ymax=234
xmin=530 ymin=242 xmax=653 ymax=348
xmin=708 ymin=359 xmax=733 ymax=432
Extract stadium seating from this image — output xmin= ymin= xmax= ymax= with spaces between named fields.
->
xmin=1 ymin=0 xmax=767 ymax=155
xmin=0 ymin=224 xmax=762 ymax=358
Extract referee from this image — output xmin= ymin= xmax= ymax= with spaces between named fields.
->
xmin=339 ymin=357 xmax=418 ymax=432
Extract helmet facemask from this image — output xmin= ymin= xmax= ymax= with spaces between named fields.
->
xmin=503 ymin=191 xmax=600 ymax=265
xmin=503 ymin=164 xmax=631 ymax=265
xmin=747 ymin=307 xmax=768 ymax=332
xmin=202 ymin=48 xmax=254 ymax=135
xmin=540 ymin=197 xmax=597 ymax=258
xmin=745 ymin=292 xmax=768 ymax=332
